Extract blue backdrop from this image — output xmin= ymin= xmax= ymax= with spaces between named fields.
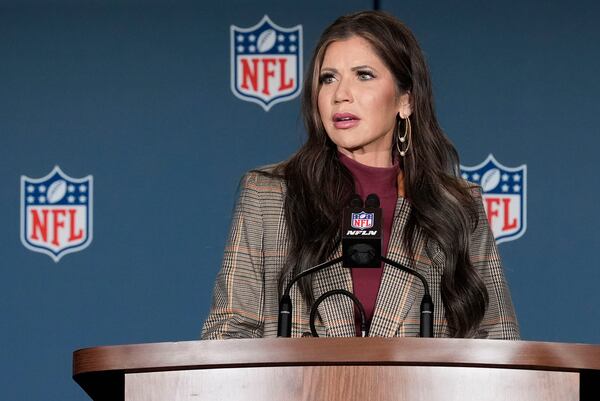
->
xmin=1 ymin=1 xmax=598 ymax=400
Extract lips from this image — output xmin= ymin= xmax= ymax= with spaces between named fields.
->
xmin=332 ymin=112 xmax=360 ymax=129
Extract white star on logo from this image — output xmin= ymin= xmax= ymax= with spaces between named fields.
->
xmin=249 ymin=45 xmax=256 ymax=52
xmin=27 ymin=195 xmax=35 ymax=203
xmin=39 ymin=185 xmax=46 ymax=193
xmin=68 ymin=195 xmax=75 ymax=203
xmin=277 ymin=44 xmax=285 ymax=52
xmin=277 ymin=34 xmax=285 ymax=42
xmin=461 ymin=173 xmax=469 ymax=180
xmin=513 ymin=184 xmax=521 ymax=192
xmin=289 ymin=34 xmax=296 ymax=42
xmin=248 ymin=34 xmax=256 ymax=42
xmin=68 ymin=185 xmax=75 ymax=193
xmin=502 ymin=173 xmax=509 ymax=182
xmin=513 ymin=174 xmax=521 ymax=182
xmin=79 ymin=184 xmax=87 ymax=192
xmin=502 ymin=184 xmax=509 ymax=192
xmin=27 ymin=185 xmax=35 ymax=193
xmin=39 ymin=196 xmax=46 ymax=203
xmin=79 ymin=195 xmax=87 ymax=203
xmin=237 ymin=45 xmax=244 ymax=52
xmin=237 ymin=34 xmax=244 ymax=42
xmin=289 ymin=45 xmax=297 ymax=52
xmin=472 ymin=173 xmax=481 ymax=181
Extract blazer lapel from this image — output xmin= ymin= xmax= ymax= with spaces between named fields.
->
xmin=311 ymin=247 xmax=356 ymax=337
xmin=369 ymin=198 xmax=427 ymax=337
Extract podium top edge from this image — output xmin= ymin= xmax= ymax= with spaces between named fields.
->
xmin=72 ymin=337 xmax=600 ymax=377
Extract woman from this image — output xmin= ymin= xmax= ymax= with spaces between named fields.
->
xmin=202 ymin=11 xmax=519 ymax=339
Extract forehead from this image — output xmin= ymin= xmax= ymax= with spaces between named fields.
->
xmin=320 ymin=36 xmax=384 ymax=68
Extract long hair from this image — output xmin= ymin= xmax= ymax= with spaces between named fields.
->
xmin=270 ymin=11 xmax=488 ymax=337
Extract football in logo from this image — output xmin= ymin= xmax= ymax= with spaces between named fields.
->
xmin=231 ymin=15 xmax=303 ymax=111
xmin=257 ymin=29 xmax=277 ymax=52
xmin=461 ymin=155 xmax=527 ymax=244
xmin=20 ymin=166 xmax=93 ymax=262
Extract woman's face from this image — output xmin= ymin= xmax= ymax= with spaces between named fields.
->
xmin=317 ymin=36 xmax=410 ymax=158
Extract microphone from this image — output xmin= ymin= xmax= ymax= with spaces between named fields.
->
xmin=343 ymin=193 xmax=434 ymax=337
xmin=342 ymin=193 xmax=381 ymax=268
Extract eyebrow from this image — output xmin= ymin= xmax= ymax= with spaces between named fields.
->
xmin=320 ymin=65 xmax=377 ymax=73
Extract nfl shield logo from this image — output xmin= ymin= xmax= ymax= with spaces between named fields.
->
xmin=20 ymin=166 xmax=93 ymax=262
xmin=351 ymin=212 xmax=374 ymax=229
xmin=460 ymin=154 xmax=527 ymax=244
xmin=231 ymin=15 xmax=302 ymax=111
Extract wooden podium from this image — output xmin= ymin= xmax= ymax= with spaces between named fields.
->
xmin=73 ymin=338 xmax=599 ymax=401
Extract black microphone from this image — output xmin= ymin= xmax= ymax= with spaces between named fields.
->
xmin=342 ymin=193 xmax=381 ymax=268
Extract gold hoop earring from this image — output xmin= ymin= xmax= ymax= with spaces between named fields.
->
xmin=396 ymin=116 xmax=411 ymax=157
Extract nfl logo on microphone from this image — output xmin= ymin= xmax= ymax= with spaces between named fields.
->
xmin=351 ymin=212 xmax=374 ymax=230
xmin=461 ymin=155 xmax=527 ymax=244
xmin=231 ymin=16 xmax=302 ymax=111
xmin=20 ymin=166 xmax=93 ymax=262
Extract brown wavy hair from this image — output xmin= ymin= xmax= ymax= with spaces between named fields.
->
xmin=270 ymin=11 xmax=488 ymax=337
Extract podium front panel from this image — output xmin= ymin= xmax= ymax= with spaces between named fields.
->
xmin=124 ymin=366 xmax=579 ymax=401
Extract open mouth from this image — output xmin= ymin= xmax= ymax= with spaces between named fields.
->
xmin=333 ymin=113 xmax=359 ymax=122
xmin=333 ymin=113 xmax=360 ymax=128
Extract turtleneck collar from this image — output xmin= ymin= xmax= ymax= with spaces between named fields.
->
xmin=338 ymin=151 xmax=399 ymax=199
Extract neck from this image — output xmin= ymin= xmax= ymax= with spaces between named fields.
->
xmin=337 ymin=147 xmax=393 ymax=168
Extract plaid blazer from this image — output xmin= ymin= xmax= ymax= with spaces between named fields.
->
xmin=202 ymin=170 xmax=520 ymax=340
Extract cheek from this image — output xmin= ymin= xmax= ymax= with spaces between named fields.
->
xmin=317 ymin=92 xmax=330 ymax=122
xmin=371 ymin=88 xmax=399 ymax=123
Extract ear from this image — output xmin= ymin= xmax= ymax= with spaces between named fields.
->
xmin=397 ymin=91 xmax=412 ymax=119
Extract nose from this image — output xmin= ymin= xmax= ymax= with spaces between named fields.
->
xmin=333 ymin=78 xmax=353 ymax=104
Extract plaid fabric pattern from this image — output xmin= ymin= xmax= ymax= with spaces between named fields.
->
xmin=201 ymin=170 xmax=520 ymax=340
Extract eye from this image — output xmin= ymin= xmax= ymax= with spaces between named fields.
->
xmin=319 ymin=72 xmax=336 ymax=84
xmin=357 ymin=70 xmax=375 ymax=81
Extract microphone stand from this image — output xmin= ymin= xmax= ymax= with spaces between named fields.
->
xmin=277 ymin=193 xmax=434 ymax=338
xmin=277 ymin=254 xmax=434 ymax=338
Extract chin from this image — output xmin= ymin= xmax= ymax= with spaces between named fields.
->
xmin=328 ymin=134 xmax=362 ymax=149
xmin=331 ymin=139 xmax=362 ymax=151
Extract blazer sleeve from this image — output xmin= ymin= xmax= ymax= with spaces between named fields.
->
xmin=201 ymin=172 xmax=265 ymax=339
xmin=470 ymin=186 xmax=521 ymax=340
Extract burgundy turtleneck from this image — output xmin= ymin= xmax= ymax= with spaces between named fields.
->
xmin=338 ymin=152 xmax=399 ymax=331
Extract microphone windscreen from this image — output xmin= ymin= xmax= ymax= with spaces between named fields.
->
xmin=365 ymin=193 xmax=380 ymax=208
xmin=349 ymin=194 xmax=363 ymax=208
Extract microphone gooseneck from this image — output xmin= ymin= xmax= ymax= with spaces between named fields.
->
xmin=379 ymin=256 xmax=434 ymax=338
xmin=277 ymin=256 xmax=344 ymax=337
